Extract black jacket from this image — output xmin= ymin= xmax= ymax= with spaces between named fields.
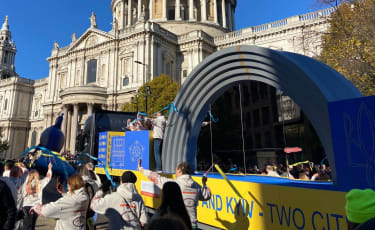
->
xmin=0 ymin=180 xmax=16 ymax=230
xmin=354 ymin=218 xmax=375 ymax=230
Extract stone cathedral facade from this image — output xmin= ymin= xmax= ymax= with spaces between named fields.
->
xmin=0 ymin=0 xmax=334 ymax=158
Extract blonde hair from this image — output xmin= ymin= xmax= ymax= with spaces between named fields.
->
xmin=68 ymin=174 xmax=84 ymax=194
xmin=25 ymin=170 xmax=40 ymax=195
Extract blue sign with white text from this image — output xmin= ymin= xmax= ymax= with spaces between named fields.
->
xmin=108 ymin=131 xmax=151 ymax=170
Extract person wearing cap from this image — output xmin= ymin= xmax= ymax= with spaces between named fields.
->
xmin=345 ymin=188 xmax=375 ymax=230
xmin=91 ymin=171 xmax=148 ymax=230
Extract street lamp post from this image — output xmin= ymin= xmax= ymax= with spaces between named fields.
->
xmin=136 ymin=89 xmax=139 ymax=113
xmin=135 ymin=60 xmax=151 ymax=113
xmin=134 ymin=60 xmax=149 ymax=83
xmin=145 ymin=86 xmax=151 ymax=113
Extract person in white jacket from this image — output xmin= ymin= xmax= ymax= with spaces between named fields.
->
xmin=76 ymin=163 xmax=102 ymax=230
xmin=31 ymin=174 xmax=89 ymax=230
xmin=22 ymin=162 xmax=53 ymax=230
xmin=91 ymin=171 xmax=148 ymax=230
xmin=137 ymin=159 xmax=211 ymax=229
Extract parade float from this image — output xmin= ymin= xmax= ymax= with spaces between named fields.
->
xmin=22 ymin=45 xmax=374 ymax=229
xmin=92 ymin=46 xmax=375 ymax=230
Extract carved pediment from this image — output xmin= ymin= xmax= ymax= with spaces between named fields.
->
xmin=119 ymin=47 xmax=135 ymax=56
xmin=66 ymin=29 xmax=115 ymax=53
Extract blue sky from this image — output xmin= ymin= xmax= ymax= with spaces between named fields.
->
xmin=1 ymin=0 xmax=326 ymax=80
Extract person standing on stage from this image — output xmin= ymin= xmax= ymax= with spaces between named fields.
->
xmin=151 ymin=112 xmax=166 ymax=171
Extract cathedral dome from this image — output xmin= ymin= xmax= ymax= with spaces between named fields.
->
xmin=111 ymin=0 xmax=236 ymax=36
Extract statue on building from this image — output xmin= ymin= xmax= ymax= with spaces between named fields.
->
xmin=72 ymin=32 xmax=77 ymax=42
xmin=181 ymin=6 xmax=185 ymax=20
xmin=90 ymin=12 xmax=97 ymax=28
xmin=139 ymin=4 xmax=146 ymax=22
xmin=53 ymin=41 xmax=59 ymax=50
xmin=133 ymin=8 xmax=137 ymax=24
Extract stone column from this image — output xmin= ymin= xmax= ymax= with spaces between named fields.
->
xmin=122 ymin=1 xmax=127 ymax=28
xmin=226 ymin=1 xmax=231 ymax=30
xmin=87 ymin=103 xmax=94 ymax=116
xmin=231 ymin=6 xmax=235 ymax=30
xmin=62 ymin=106 xmax=68 ymax=152
xmin=201 ymin=0 xmax=207 ymax=22
xmin=189 ymin=0 xmax=194 ymax=21
xmin=214 ymin=0 xmax=218 ymax=24
xmin=162 ymin=0 xmax=167 ymax=20
xmin=149 ymin=0 xmax=153 ymax=19
xmin=137 ymin=0 xmax=142 ymax=21
xmin=175 ymin=0 xmax=181 ymax=20
xmin=222 ymin=0 xmax=227 ymax=28
xmin=70 ymin=103 xmax=78 ymax=154
xmin=128 ymin=0 xmax=132 ymax=26
xmin=66 ymin=109 xmax=72 ymax=150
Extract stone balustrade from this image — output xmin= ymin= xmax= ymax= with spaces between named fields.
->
xmin=0 ymin=76 xmax=34 ymax=85
xmin=214 ymin=7 xmax=335 ymax=44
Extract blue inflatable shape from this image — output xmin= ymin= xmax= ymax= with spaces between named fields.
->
xmin=40 ymin=114 xmax=65 ymax=153
xmin=35 ymin=153 xmax=75 ymax=181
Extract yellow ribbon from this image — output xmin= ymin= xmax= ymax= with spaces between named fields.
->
xmin=40 ymin=151 xmax=67 ymax=162
xmin=214 ymin=164 xmax=243 ymax=199
xmin=289 ymin=160 xmax=312 ymax=171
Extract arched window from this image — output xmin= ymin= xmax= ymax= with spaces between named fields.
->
xmin=87 ymin=59 xmax=97 ymax=84
xmin=31 ymin=130 xmax=37 ymax=147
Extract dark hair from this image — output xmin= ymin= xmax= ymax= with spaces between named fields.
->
xmin=5 ymin=160 xmax=15 ymax=170
xmin=177 ymin=162 xmax=190 ymax=175
xmin=157 ymin=182 xmax=192 ymax=230
xmin=121 ymin=171 xmax=137 ymax=184
xmin=76 ymin=165 xmax=97 ymax=181
xmin=147 ymin=214 xmax=189 ymax=230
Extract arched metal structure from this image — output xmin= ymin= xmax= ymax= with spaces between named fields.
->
xmin=162 ymin=45 xmax=362 ymax=184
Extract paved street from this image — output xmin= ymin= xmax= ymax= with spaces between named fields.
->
xmin=35 ymin=217 xmax=56 ymax=230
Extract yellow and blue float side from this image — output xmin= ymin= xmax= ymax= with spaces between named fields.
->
xmin=95 ymin=95 xmax=375 ymax=229
xmin=95 ymin=130 xmax=348 ymax=229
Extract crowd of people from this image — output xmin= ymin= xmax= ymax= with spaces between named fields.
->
xmin=198 ymin=157 xmax=332 ymax=181
xmin=0 ymin=157 xmax=210 ymax=230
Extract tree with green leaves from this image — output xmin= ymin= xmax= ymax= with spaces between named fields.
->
xmin=121 ymin=74 xmax=180 ymax=116
xmin=319 ymin=0 xmax=375 ymax=96
xmin=0 ymin=127 xmax=8 ymax=157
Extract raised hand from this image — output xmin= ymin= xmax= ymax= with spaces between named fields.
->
xmin=202 ymin=175 xmax=207 ymax=185
xmin=137 ymin=158 xmax=142 ymax=171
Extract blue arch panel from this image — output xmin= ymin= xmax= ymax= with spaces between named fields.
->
xmin=162 ymin=45 xmax=362 ymax=187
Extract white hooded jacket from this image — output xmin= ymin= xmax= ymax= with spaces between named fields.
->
xmin=91 ymin=183 xmax=148 ymax=230
xmin=33 ymin=187 xmax=89 ymax=230
xmin=22 ymin=169 xmax=52 ymax=207
xmin=141 ymin=169 xmax=211 ymax=228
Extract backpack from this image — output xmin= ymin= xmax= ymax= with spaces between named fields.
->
xmin=84 ymin=182 xmax=95 ymax=218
